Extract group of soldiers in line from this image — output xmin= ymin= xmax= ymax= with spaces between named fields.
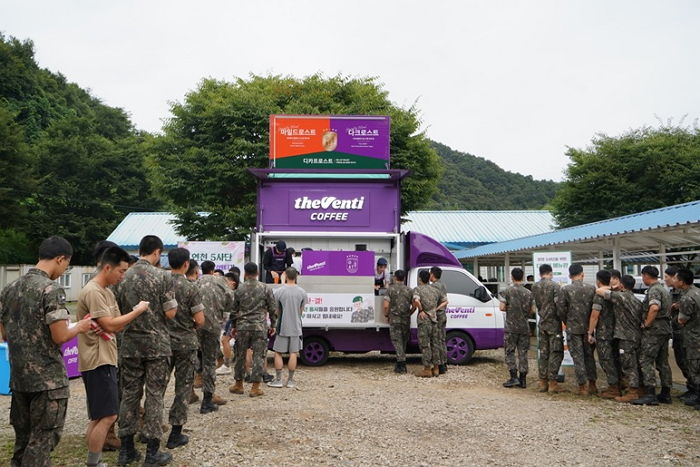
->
xmin=0 ymin=235 xmax=280 ymax=467
xmin=499 ymin=263 xmax=700 ymax=407
xmin=383 ymin=266 xmax=450 ymax=377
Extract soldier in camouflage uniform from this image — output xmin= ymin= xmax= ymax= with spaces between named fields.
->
xmin=632 ymin=266 xmax=673 ymax=405
xmin=412 ymin=270 xmax=445 ymax=377
xmin=196 ymin=260 xmax=233 ymax=413
xmin=350 ymin=295 xmax=374 ymax=323
xmin=166 ymin=248 xmax=204 ymax=448
xmin=557 ymin=264 xmax=597 ymax=395
xmin=665 ymin=267 xmax=692 ymax=399
xmin=588 ymin=270 xmax=622 ymax=398
xmin=230 ymin=262 xmax=277 ymax=397
xmin=676 ymin=268 xmax=700 ymax=408
xmin=499 ymin=268 xmax=533 ymax=389
xmin=383 ymin=269 xmax=415 ymax=374
xmin=531 ymin=264 xmax=564 ymax=392
xmin=430 ymin=266 xmax=449 ymax=374
xmin=0 ymin=236 xmax=92 ymax=467
xmin=115 ymin=235 xmax=178 ymax=466
xmin=598 ymin=275 xmax=644 ymax=402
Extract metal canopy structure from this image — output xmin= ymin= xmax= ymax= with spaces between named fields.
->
xmin=453 ymin=200 xmax=700 ymax=273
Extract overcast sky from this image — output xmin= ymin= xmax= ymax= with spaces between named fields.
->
xmin=2 ymin=0 xmax=698 ymax=181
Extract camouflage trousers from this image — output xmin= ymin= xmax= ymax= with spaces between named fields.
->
xmin=686 ymin=358 xmax=700 ymax=389
xmin=436 ymin=309 xmax=447 ymax=365
xmin=672 ymin=330 xmax=690 ymax=385
xmin=537 ymin=329 xmax=564 ymax=380
xmin=567 ymin=332 xmax=597 ymax=385
xmin=389 ymin=317 xmax=411 ymax=362
xmin=618 ymin=339 xmax=641 ymax=388
xmin=198 ymin=329 xmax=220 ymax=394
xmin=118 ymin=356 xmax=170 ymax=439
xmin=168 ymin=349 xmax=197 ymax=426
xmin=10 ymin=387 xmax=68 ymax=467
xmin=417 ymin=318 xmax=440 ymax=367
xmin=639 ymin=332 xmax=672 ymax=388
xmin=505 ymin=332 xmax=529 ymax=374
xmin=596 ymin=338 xmax=621 ymax=386
xmin=234 ymin=330 xmax=267 ymax=382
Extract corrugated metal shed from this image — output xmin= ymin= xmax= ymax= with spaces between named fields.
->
xmin=454 ymin=200 xmax=700 ymax=259
xmin=107 ymin=210 xmax=556 ymax=250
xmin=402 ymin=211 xmax=555 ymax=248
xmin=106 ymin=212 xmax=188 ymax=249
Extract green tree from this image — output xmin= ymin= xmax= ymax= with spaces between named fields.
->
xmin=148 ymin=74 xmax=442 ymax=239
xmin=0 ymin=104 xmax=35 ymax=230
xmin=551 ymin=126 xmax=700 ymax=227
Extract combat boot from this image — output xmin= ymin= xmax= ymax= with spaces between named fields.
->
xmin=143 ymin=438 xmax=172 ymax=466
xmin=548 ymin=380 xmax=566 ymax=393
xmin=117 ymin=435 xmax=141 ymax=466
xmin=103 ymin=422 xmax=121 ymax=451
xmin=577 ymin=384 xmax=588 ymax=396
xmin=631 ymin=386 xmax=659 ymax=406
xmin=432 ymin=365 xmax=440 ymax=377
xmin=415 ymin=366 xmax=433 ymax=378
xmin=229 ymin=380 xmax=244 ymax=394
xmin=188 ymin=389 xmax=199 ymax=404
xmin=249 ymin=382 xmax=264 ymax=397
xmin=200 ymin=392 xmax=218 ymax=414
xmin=518 ymin=372 xmax=527 ymax=389
xmin=394 ymin=362 xmax=407 ymax=374
xmin=615 ymin=387 xmax=642 ymax=403
xmin=503 ymin=370 xmax=519 ymax=388
xmin=212 ymin=393 xmax=227 ymax=405
xmin=587 ymin=380 xmax=598 ymax=396
xmin=193 ymin=372 xmax=202 ymax=389
xmin=683 ymin=390 xmax=699 ymax=406
xmin=657 ymin=386 xmax=672 ymax=404
xmin=679 ymin=384 xmax=694 ymax=401
xmin=166 ymin=425 xmax=189 ymax=449
xmin=599 ymin=384 xmax=621 ymax=399
xmin=538 ymin=379 xmax=548 ymax=392
xmin=438 ymin=364 xmax=447 ymax=375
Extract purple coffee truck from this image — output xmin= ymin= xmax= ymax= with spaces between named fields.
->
xmin=250 ymin=167 xmax=504 ymax=366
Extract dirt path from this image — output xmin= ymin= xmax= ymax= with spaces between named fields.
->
xmin=1 ymin=351 xmax=698 ymax=466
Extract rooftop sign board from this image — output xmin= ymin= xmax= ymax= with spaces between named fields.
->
xmin=269 ymin=115 xmax=390 ymax=169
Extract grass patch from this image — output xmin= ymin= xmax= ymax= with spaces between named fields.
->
xmin=1 ymin=434 xmax=118 ymax=466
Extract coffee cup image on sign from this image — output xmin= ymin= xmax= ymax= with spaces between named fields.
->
xmin=322 ymin=131 xmax=338 ymax=151
xmin=350 ymin=296 xmax=374 ymax=323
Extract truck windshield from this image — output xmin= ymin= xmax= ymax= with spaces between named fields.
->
xmin=420 ymin=269 xmax=481 ymax=297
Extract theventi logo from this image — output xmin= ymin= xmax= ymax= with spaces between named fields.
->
xmin=293 ymin=195 xmax=366 ymax=222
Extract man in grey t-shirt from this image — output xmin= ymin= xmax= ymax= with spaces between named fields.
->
xmin=268 ymin=267 xmax=308 ymax=388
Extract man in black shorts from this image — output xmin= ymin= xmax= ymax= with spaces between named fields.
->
xmin=77 ymin=246 xmax=149 ymax=466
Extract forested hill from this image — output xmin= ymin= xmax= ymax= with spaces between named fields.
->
xmin=425 ymin=141 xmax=560 ymax=210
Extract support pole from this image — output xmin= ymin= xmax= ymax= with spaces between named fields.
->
xmin=598 ymin=250 xmax=604 ymax=270
xmin=473 ymin=257 xmax=479 ymax=279
xmin=504 ymin=253 xmax=511 ymax=283
xmin=612 ymin=238 xmax=621 ymax=272
xmin=659 ymin=244 xmax=667 ymax=272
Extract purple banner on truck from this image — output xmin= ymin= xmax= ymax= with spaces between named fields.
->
xmin=302 ymin=250 xmax=375 ymax=276
xmin=258 ymin=182 xmax=400 ymax=232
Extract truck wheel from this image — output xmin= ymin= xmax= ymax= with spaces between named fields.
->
xmin=300 ymin=337 xmax=330 ymax=367
xmin=446 ymin=331 xmax=474 ymax=365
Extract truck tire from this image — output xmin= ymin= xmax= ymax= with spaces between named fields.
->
xmin=446 ymin=330 xmax=474 ymax=365
xmin=300 ymin=336 xmax=330 ymax=367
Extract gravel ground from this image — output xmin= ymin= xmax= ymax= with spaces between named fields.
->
xmin=1 ymin=349 xmax=699 ymax=466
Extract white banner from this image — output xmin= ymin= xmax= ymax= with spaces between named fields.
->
xmin=178 ymin=241 xmax=245 ymax=274
xmin=532 ymin=251 xmax=572 ymax=285
xmin=302 ymin=293 xmax=376 ymax=326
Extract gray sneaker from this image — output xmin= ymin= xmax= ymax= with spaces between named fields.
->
xmin=267 ymin=378 xmax=284 ymax=388
xmin=285 ymin=379 xmax=296 ymax=389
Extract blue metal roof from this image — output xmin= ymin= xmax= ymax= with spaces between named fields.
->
xmin=454 ymin=200 xmax=700 ymax=259
xmin=402 ymin=211 xmax=554 ymax=245
xmin=106 ymin=212 xmax=189 ymax=249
